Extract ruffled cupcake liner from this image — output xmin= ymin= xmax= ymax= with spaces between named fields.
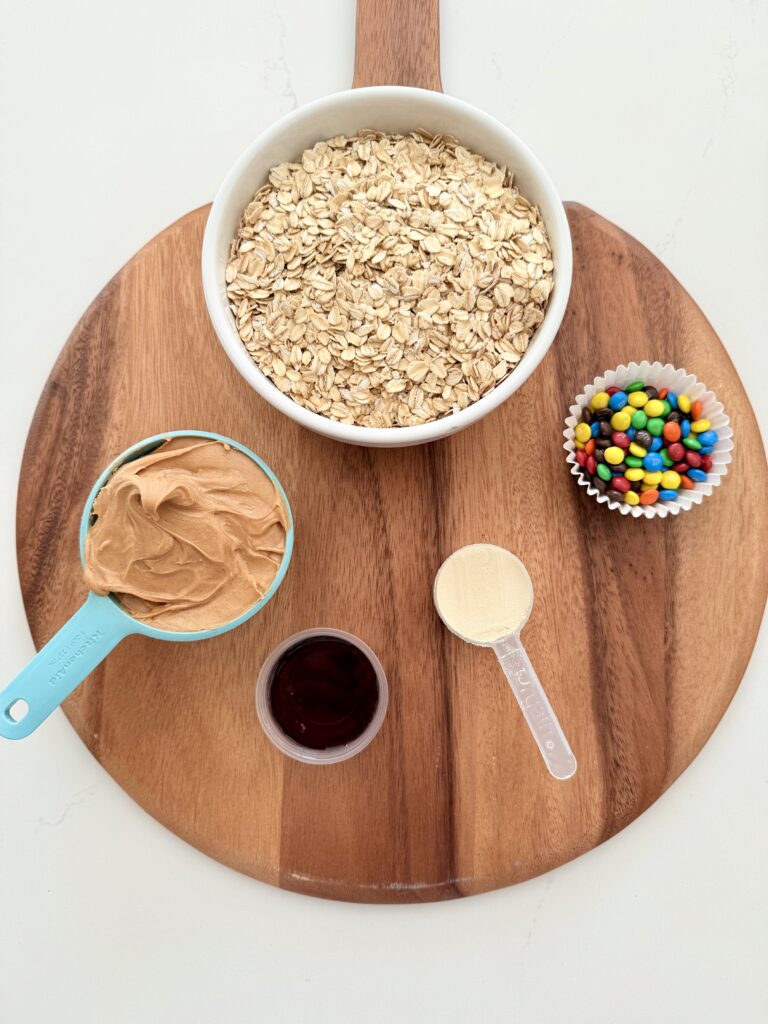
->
xmin=563 ymin=361 xmax=733 ymax=519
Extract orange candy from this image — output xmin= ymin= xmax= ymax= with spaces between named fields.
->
xmin=639 ymin=489 xmax=659 ymax=505
xmin=585 ymin=438 xmax=596 ymax=456
xmin=679 ymin=475 xmax=695 ymax=490
xmin=691 ymin=399 xmax=703 ymax=420
xmin=663 ymin=420 xmax=681 ymax=443
xmin=658 ymin=387 xmax=669 ymax=399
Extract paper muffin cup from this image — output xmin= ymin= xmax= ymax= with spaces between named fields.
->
xmin=563 ymin=361 xmax=734 ymax=519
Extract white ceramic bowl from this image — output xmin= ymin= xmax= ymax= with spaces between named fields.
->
xmin=202 ymin=86 xmax=572 ymax=448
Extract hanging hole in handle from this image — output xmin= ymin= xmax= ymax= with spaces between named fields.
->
xmin=5 ymin=699 xmax=29 ymax=723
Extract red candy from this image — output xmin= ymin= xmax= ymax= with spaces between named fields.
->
xmin=587 ymin=455 xmax=597 ymax=475
xmin=606 ymin=386 xmax=620 ymax=395
xmin=663 ymin=421 xmax=681 ymax=443
xmin=612 ymin=477 xmax=630 ymax=493
xmin=701 ymin=455 xmax=713 ymax=472
xmin=672 ymin=462 xmax=689 ymax=474
xmin=679 ymin=475 xmax=695 ymax=490
xmin=667 ymin=442 xmax=685 ymax=461
xmin=576 ymin=450 xmax=587 ymax=467
xmin=685 ymin=451 xmax=702 ymax=468
xmin=585 ymin=438 xmax=596 ymax=455
xmin=612 ymin=431 xmax=630 ymax=448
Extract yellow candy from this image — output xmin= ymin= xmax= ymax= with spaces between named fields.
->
xmin=610 ymin=410 xmax=632 ymax=432
xmin=628 ymin=391 xmax=648 ymax=408
xmin=626 ymin=468 xmax=645 ymax=481
xmin=641 ymin=482 xmax=658 ymax=492
xmin=678 ymin=394 xmax=691 ymax=414
xmin=574 ymin=440 xmax=585 ymax=450
xmin=575 ymin=422 xmax=591 ymax=443
xmin=591 ymin=391 xmax=610 ymax=410
xmin=643 ymin=471 xmax=663 ymax=486
xmin=605 ymin=446 xmax=625 ymax=465
xmin=661 ymin=470 xmax=681 ymax=489
xmin=691 ymin=419 xmax=711 ymax=433
xmin=624 ymin=491 xmax=640 ymax=505
xmin=644 ymin=399 xmax=665 ymax=418
xmin=629 ymin=442 xmax=647 ymax=458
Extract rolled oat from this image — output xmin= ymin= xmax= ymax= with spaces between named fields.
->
xmin=226 ymin=131 xmax=554 ymax=427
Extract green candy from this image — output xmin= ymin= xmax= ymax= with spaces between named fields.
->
xmin=631 ymin=409 xmax=648 ymax=429
xmin=625 ymin=455 xmax=643 ymax=468
xmin=683 ymin=436 xmax=702 ymax=451
xmin=597 ymin=463 xmax=612 ymax=482
xmin=661 ymin=399 xmax=672 ymax=417
xmin=647 ymin=417 xmax=665 ymax=436
xmin=626 ymin=380 xmax=645 ymax=392
xmin=661 ymin=449 xmax=674 ymax=467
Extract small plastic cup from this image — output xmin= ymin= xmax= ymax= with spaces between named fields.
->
xmin=255 ymin=627 xmax=388 ymax=765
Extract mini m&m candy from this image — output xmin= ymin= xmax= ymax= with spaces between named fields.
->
xmin=574 ymin=381 xmax=719 ymax=507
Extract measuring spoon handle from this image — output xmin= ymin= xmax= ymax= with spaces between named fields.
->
xmin=492 ymin=634 xmax=577 ymax=780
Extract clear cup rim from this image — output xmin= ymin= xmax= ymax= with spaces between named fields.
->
xmin=255 ymin=628 xmax=388 ymax=765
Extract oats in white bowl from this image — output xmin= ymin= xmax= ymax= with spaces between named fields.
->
xmin=226 ymin=131 xmax=553 ymax=427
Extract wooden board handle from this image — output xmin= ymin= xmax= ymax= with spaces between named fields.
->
xmin=353 ymin=0 xmax=443 ymax=92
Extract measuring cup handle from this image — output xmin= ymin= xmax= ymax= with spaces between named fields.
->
xmin=492 ymin=634 xmax=577 ymax=780
xmin=0 ymin=593 xmax=132 ymax=740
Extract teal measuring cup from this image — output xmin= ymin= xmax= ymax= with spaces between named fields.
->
xmin=1 ymin=430 xmax=294 ymax=740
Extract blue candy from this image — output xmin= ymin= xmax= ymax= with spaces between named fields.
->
xmin=591 ymin=420 xmax=600 ymax=437
xmin=609 ymin=391 xmax=628 ymax=411
xmin=643 ymin=452 xmax=663 ymax=472
xmin=627 ymin=427 xmax=636 ymax=440
xmin=681 ymin=419 xmax=691 ymax=438
xmin=659 ymin=490 xmax=679 ymax=501
xmin=650 ymin=436 xmax=663 ymax=452
xmin=688 ymin=468 xmax=707 ymax=482
xmin=699 ymin=445 xmax=714 ymax=455
xmin=667 ymin=392 xmax=678 ymax=409
xmin=697 ymin=429 xmax=718 ymax=446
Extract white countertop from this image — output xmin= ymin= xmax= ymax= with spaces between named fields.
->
xmin=1 ymin=1 xmax=766 ymax=1020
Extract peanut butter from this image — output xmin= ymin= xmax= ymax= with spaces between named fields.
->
xmin=84 ymin=437 xmax=289 ymax=631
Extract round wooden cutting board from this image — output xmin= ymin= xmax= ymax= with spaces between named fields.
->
xmin=16 ymin=2 xmax=768 ymax=902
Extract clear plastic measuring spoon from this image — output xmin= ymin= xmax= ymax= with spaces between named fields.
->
xmin=434 ymin=544 xmax=576 ymax=781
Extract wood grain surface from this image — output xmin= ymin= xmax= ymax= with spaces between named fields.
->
xmin=16 ymin=202 xmax=768 ymax=901
xmin=353 ymin=0 xmax=442 ymax=91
